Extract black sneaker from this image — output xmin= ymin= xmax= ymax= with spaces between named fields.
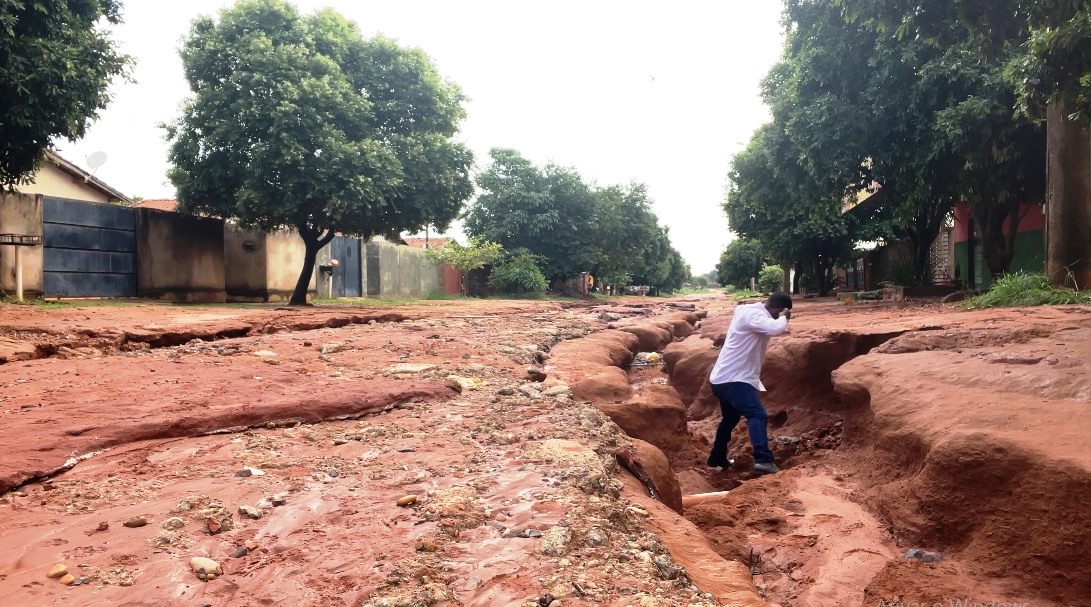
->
xmin=707 ymin=456 xmax=735 ymax=468
xmin=752 ymin=462 xmax=779 ymax=475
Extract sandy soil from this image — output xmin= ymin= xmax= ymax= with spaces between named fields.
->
xmin=1 ymin=295 xmax=1089 ymax=607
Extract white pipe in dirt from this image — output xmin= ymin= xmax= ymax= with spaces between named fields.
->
xmin=681 ymin=491 xmax=733 ymax=509
xmin=14 ymin=246 xmax=23 ymax=301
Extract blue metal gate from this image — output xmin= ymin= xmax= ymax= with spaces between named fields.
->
xmin=42 ymin=197 xmax=137 ymax=297
xmin=330 ymin=236 xmax=362 ymax=298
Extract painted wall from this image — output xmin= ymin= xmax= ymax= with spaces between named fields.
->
xmin=224 ymin=226 xmax=315 ymax=302
xmin=953 ymin=202 xmax=1046 ymax=242
xmin=952 ymin=202 xmax=1046 ymax=290
xmin=136 ymin=209 xmax=226 ymax=303
xmin=16 ymin=162 xmax=110 ymax=204
xmin=954 ymin=230 xmax=1045 ymax=291
xmin=0 ymin=194 xmax=44 ymax=297
xmin=265 ymin=230 xmax=312 ymax=300
xmin=364 ymin=242 xmax=442 ymax=298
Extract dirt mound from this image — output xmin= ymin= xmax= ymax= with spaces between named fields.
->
xmin=0 ymin=378 xmax=458 ymax=493
xmin=597 ymin=384 xmax=688 ymax=453
xmin=833 ymin=321 xmax=1091 ymax=604
xmin=618 ymin=325 xmax=673 ymax=352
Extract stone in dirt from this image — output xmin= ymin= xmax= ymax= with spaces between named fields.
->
xmin=238 ymin=505 xmax=263 ymax=519
xmin=396 ymin=495 xmax=418 ymax=507
xmin=526 ymin=367 xmax=547 ymax=382
xmin=387 ymin=363 xmax=436 ymax=374
xmin=542 ymin=384 xmax=571 ymax=398
xmin=321 ymin=342 xmax=346 ymax=354
xmin=46 ymin=564 xmax=68 ymax=579
xmin=57 ymin=574 xmax=76 ymax=585
xmin=190 ymin=556 xmax=222 ymax=580
xmin=123 ymin=516 xmax=147 ymax=528
xmin=252 ymin=350 xmax=277 ymax=358
xmin=519 ymin=384 xmax=543 ymax=399
xmin=538 ymin=526 xmax=573 ymax=556
xmin=161 ymin=517 xmax=186 ymax=530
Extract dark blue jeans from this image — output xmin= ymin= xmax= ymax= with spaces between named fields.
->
xmin=709 ymin=381 xmax=774 ymax=464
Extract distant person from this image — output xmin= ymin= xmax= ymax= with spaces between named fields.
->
xmin=706 ymin=292 xmax=793 ymax=475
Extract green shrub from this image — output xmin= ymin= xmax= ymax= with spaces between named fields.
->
xmin=488 ymin=252 xmax=548 ymax=294
xmin=965 ymin=272 xmax=1091 ymax=309
xmin=758 ymin=264 xmax=782 ymax=293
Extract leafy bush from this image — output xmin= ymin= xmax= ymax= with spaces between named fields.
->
xmin=758 ymin=264 xmax=782 ymax=293
xmin=488 ymin=252 xmax=548 ymax=294
xmin=965 ymin=272 xmax=1091 ymax=309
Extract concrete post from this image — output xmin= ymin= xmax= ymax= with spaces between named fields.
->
xmin=14 ymin=245 xmax=22 ymax=301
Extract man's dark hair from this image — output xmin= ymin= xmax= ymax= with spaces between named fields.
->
xmin=767 ymin=292 xmax=793 ymax=309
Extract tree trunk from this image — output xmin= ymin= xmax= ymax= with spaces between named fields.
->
xmin=781 ymin=265 xmax=791 ymax=294
xmin=290 ymin=226 xmax=335 ymax=306
xmin=977 ymin=199 xmax=1023 ymax=278
xmin=1046 ymin=98 xmax=1091 ymax=288
xmin=792 ymin=260 xmax=802 ymax=294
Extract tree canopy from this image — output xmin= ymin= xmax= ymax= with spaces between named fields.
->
xmin=0 ymin=0 xmax=131 ymax=189
xmin=165 ymin=0 xmax=473 ymax=304
xmin=716 ymin=238 xmax=769 ymax=290
xmin=727 ymin=0 xmax=1061 ymax=290
xmin=463 ymin=148 xmax=688 ymax=294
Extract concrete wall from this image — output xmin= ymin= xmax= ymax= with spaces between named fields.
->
xmin=0 ymin=193 xmax=44 ymax=298
xmin=16 ymin=162 xmax=110 ymax=204
xmin=265 ymin=230 xmax=313 ymax=301
xmin=365 ymin=242 xmax=442 ymax=298
xmin=224 ymin=225 xmax=315 ymax=302
xmin=136 ymin=209 xmax=226 ymax=303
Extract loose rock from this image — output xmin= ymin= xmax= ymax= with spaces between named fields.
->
xmin=238 ymin=505 xmax=263 ymax=520
xmin=321 ymin=342 xmax=346 ymax=354
xmin=397 ymin=495 xmax=418 ymax=507
xmin=538 ymin=526 xmax=573 ymax=557
xmin=252 ymin=350 xmax=277 ymax=358
xmin=46 ymin=564 xmax=68 ymax=579
xmin=190 ymin=556 xmax=222 ymax=579
xmin=123 ymin=516 xmax=147 ymax=528
xmin=58 ymin=574 xmax=76 ymax=585
xmin=161 ymin=517 xmax=186 ymax=530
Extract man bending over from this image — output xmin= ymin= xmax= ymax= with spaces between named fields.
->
xmin=707 ymin=292 xmax=792 ymax=475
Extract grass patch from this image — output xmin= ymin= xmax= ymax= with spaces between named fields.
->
xmin=728 ymin=289 xmax=763 ymax=301
xmin=964 ymin=272 xmax=1091 ymax=309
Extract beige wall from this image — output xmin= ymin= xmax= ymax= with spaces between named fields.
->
xmin=367 ymin=242 xmax=441 ymax=298
xmin=16 ymin=162 xmax=110 ymax=204
xmin=0 ymin=194 xmax=44 ymax=297
xmin=265 ymin=230 xmax=313 ymax=299
xmin=136 ymin=209 xmax=226 ymax=303
xmin=225 ymin=225 xmax=315 ymax=302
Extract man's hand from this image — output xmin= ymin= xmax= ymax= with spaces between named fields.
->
xmin=782 ymin=309 xmax=792 ymax=320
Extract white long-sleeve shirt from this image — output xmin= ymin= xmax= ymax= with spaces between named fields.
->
xmin=708 ymin=302 xmax=789 ymax=391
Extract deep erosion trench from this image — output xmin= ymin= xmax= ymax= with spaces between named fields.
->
xmin=567 ymin=302 xmax=1089 ymax=607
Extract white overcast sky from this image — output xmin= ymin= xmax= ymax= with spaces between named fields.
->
xmin=60 ymin=0 xmax=785 ymax=275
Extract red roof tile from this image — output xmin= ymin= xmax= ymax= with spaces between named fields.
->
xmin=131 ymin=199 xmax=179 ymax=212
xmin=402 ymin=237 xmax=454 ymax=249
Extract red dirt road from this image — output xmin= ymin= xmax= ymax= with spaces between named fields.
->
xmin=1 ymin=295 xmax=1089 ymax=607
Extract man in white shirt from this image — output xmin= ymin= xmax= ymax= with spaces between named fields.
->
xmin=706 ymin=292 xmax=793 ymax=475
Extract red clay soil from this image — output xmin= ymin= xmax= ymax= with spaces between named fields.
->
xmin=664 ymin=297 xmax=1091 ymax=606
xmin=3 ymin=294 xmax=1091 ymax=607
xmin=0 ymin=298 xmax=732 ymax=607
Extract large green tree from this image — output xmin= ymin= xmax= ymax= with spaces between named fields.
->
xmin=165 ymin=0 xmax=473 ymax=304
xmin=0 ymin=0 xmax=131 ymax=189
xmin=725 ymin=122 xmax=855 ymax=296
xmin=836 ymin=0 xmax=1091 ymax=285
xmin=716 ymin=238 xmax=769 ymax=290
xmin=463 ymin=148 xmax=597 ymax=283
xmin=590 ymin=182 xmax=661 ymax=287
